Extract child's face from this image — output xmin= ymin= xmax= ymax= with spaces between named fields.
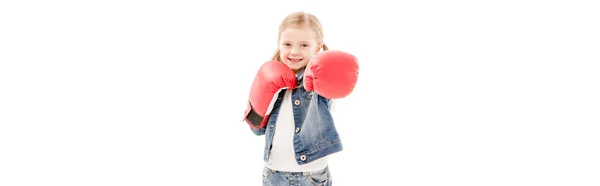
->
xmin=278 ymin=26 xmax=321 ymax=73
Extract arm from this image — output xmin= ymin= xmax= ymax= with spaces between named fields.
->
xmin=243 ymin=60 xmax=297 ymax=133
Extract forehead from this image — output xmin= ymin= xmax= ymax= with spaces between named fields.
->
xmin=280 ymin=27 xmax=317 ymax=43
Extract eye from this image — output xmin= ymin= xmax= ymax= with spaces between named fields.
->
xmin=302 ymin=44 xmax=309 ymax=47
xmin=283 ymin=43 xmax=291 ymax=46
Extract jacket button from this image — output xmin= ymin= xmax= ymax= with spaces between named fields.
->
xmin=300 ymin=155 xmax=306 ymax=161
xmin=294 ymin=100 xmax=300 ymax=105
xmin=295 ymin=127 xmax=300 ymax=133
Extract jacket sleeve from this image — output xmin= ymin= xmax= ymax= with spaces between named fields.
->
xmin=249 ymin=125 xmax=266 ymax=136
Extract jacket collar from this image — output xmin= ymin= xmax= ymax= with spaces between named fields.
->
xmin=295 ymin=67 xmax=306 ymax=89
xmin=296 ymin=67 xmax=306 ymax=81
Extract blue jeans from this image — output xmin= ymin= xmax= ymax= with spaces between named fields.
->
xmin=262 ymin=166 xmax=332 ymax=186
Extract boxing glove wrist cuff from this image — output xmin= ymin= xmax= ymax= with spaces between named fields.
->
xmin=245 ymin=106 xmax=265 ymax=129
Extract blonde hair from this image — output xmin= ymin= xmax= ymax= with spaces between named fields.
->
xmin=271 ymin=11 xmax=329 ymax=61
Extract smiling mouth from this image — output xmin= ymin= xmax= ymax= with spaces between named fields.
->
xmin=288 ymin=58 xmax=303 ymax=63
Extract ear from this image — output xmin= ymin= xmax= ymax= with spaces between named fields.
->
xmin=315 ymin=43 xmax=323 ymax=53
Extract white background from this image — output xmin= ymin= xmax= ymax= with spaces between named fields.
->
xmin=1 ymin=0 xmax=599 ymax=185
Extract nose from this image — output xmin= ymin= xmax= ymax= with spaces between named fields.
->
xmin=290 ymin=47 xmax=300 ymax=56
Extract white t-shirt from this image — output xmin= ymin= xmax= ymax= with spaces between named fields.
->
xmin=264 ymin=90 xmax=329 ymax=172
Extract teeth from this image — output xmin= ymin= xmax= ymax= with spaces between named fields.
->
xmin=289 ymin=58 xmax=302 ymax=62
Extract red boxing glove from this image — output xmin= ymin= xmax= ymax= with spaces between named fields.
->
xmin=304 ymin=50 xmax=359 ymax=99
xmin=244 ymin=61 xmax=298 ymax=130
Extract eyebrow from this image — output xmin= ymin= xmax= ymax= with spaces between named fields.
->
xmin=281 ymin=40 xmax=311 ymax=44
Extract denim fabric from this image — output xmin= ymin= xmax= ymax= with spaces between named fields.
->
xmin=262 ymin=166 xmax=332 ymax=186
xmin=249 ymin=68 xmax=343 ymax=165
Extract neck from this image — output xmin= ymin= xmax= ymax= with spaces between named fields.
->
xmin=293 ymin=68 xmax=302 ymax=76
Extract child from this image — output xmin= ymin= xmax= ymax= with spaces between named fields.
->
xmin=243 ymin=11 xmax=359 ymax=186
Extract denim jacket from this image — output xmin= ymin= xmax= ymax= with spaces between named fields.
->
xmin=246 ymin=68 xmax=343 ymax=165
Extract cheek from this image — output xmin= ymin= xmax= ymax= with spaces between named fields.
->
xmin=279 ymin=49 xmax=289 ymax=57
xmin=303 ymin=49 xmax=318 ymax=58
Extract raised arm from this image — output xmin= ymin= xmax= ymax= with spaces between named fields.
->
xmin=243 ymin=61 xmax=298 ymax=132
